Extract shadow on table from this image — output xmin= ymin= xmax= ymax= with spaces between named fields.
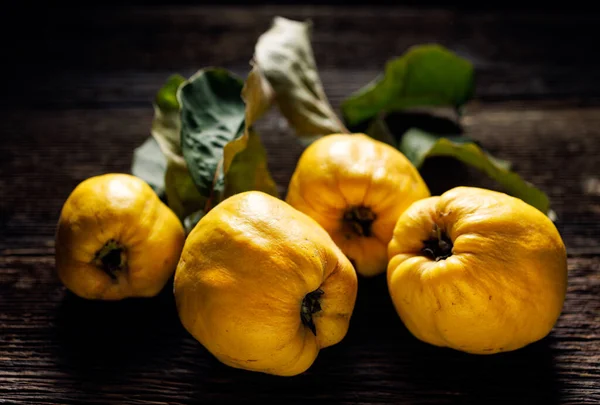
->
xmin=51 ymin=277 xmax=186 ymax=377
xmin=186 ymin=275 xmax=562 ymax=405
xmin=47 ymin=272 xmax=561 ymax=404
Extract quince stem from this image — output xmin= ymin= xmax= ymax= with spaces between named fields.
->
xmin=93 ymin=239 xmax=127 ymax=280
xmin=343 ymin=206 xmax=376 ymax=237
xmin=301 ymin=288 xmax=324 ymax=336
xmin=422 ymin=224 xmax=453 ymax=261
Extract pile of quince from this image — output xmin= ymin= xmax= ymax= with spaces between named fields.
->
xmin=55 ymin=132 xmax=567 ymax=377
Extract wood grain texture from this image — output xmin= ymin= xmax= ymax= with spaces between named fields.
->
xmin=1 ymin=5 xmax=599 ymax=404
xmin=0 ymin=255 xmax=598 ymax=404
xmin=6 ymin=6 xmax=600 ymax=108
xmin=2 ymin=104 xmax=599 ymax=253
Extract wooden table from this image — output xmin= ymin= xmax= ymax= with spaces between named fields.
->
xmin=2 ymin=6 xmax=599 ymax=404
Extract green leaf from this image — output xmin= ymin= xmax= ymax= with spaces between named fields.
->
xmin=150 ymin=74 xmax=206 ymax=224
xmin=366 ymin=114 xmax=512 ymax=171
xmin=135 ymin=69 xmax=277 ymax=233
xmin=224 ymin=129 xmax=278 ymax=198
xmin=341 ymin=44 xmax=475 ymax=127
xmin=223 ymin=66 xmax=279 ymax=199
xmin=254 ymin=16 xmax=349 ymax=143
xmin=180 ymin=68 xmax=246 ymax=211
xmin=399 ymin=128 xmax=550 ymax=213
xmin=155 ymin=74 xmax=186 ymax=112
xmin=131 ymin=136 xmax=167 ymax=197
xmin=180 ymin=67 xmax=278 ymax=218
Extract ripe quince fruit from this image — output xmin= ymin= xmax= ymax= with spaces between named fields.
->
xmin=387 ymin=186 xmax=568 ymax=354
xmin=55 ymin=173 xmax=185 ymax=300
xmin=286 ymin=133 xmax=430 ymax=277
xmin=174 ymin=191 xmax=358 ymax=376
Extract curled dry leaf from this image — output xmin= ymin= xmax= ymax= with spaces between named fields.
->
xmin=255 ymin=16 xmax=349 ymax=143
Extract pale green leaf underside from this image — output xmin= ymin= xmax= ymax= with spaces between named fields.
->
xmin=131 ymin=137 xmax=167 ymax=196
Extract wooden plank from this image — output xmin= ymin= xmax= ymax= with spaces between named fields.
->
xmin=0 ymin=253 xmax=598 ymax=404
xmin=1 ymin=103 xmax=599 ymax=252
xmin=6 ymin=68 xmax=600 ymax=111
xmin=6 ymin=6 xmax=600 ymax=107
xmin=10 ymin=6 xmax=599 ymax=71
xmin=2 ymin=6 xmax=599 ymax=404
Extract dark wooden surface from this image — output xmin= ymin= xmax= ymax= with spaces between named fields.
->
xmin=1 ymin=6 xmax=600 ymax=404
